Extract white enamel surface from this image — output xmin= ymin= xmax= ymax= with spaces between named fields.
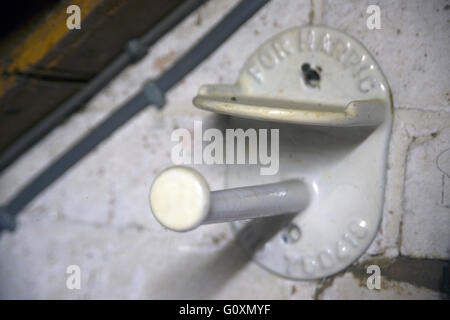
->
xmin=150 ymin=166 xmax=210 ymax=231
xmin=194 ymin=25 xmax=392 ymax=279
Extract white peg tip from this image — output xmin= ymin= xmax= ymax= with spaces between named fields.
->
xmin=150 ymin=166 xmax=210 ymax=231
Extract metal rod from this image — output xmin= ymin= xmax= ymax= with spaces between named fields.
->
xmin=149 ymin=166 xmax=309 ymax=232
xmin=206 ymin=180 xmax=309 ymax=224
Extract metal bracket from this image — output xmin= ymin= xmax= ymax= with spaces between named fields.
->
xmin=193 ymin=25 xmax=393 ymax=279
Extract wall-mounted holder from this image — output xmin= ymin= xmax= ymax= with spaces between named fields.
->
xmin=150 ymin=25 xmax=392 ymax=280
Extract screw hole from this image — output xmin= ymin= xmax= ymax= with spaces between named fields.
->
xmin=301 ymin=63 xmax=310 ymax=72
xmin=301 ymin=63 xmax=321 ymax=88
xmin=281 ymin=223 xmax=301 ymax=244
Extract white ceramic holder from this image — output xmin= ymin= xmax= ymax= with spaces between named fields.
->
xmin=151 ymin=25 xmax=393 ymax=279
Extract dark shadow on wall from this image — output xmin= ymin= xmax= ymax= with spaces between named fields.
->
xmin=150 ymin=213 xmax=296 ymax=299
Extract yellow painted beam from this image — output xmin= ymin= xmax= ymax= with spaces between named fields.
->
xmin=0 ymin=0 xmax=102 ymax=95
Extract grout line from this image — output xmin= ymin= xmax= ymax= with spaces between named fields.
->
xmin=309 ymin=0 xmax=324 ymax=25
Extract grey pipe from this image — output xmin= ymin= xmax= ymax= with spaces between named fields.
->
xmin=0 ymin=0 xmax=271 ymax=231
xmin=0 ymin=0 xmax=207 ymax=173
